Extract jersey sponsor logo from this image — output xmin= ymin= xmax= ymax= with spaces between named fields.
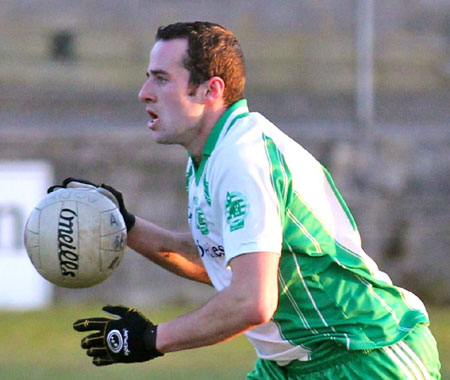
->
xmin=195 ymin=207 xmax=209 ymax=235
xmin=196 ymin=240 xmax=225 ymax=258
xmin=225 ymin=191 xmax=249 ymax=232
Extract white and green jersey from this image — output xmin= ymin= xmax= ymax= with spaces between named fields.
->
xmin=186 ymin=99 xmax=428 ymax=364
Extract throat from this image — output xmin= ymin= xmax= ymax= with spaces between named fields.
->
xmin=192 ymin=156 xmax=202 ymax=169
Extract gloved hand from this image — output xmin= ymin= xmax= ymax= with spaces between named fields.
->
xmin=48 ymin=177 xmax=136 ymax=232
xmin=73 ymin=305 xmax=163 ymax=366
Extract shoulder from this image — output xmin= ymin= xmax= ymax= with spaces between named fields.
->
xmin=208 ymin=112 xmax=324 ymax=190
xmin=204 ymin=113 xmax=285 ymax=195
xmin=217 ymin=112 xmax=278 ymax=160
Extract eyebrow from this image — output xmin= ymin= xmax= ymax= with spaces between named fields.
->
xmin=147 ymin=69 xmax=170 ymax=77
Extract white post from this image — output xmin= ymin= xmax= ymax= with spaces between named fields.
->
xmin=356 ymin=0 xmax=375 ymax=131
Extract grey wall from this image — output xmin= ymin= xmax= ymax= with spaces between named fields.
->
xmin=1 ymin=123 xmax=448 ymax=305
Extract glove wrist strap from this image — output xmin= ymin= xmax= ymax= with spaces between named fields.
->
xmin=144 ymin=324 xmax=164 ymax=358
xmin=125 ymin=213 xmax=136 ymax=232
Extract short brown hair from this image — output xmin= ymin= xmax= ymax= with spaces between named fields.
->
xmin=156 ymin=21 xmax=246 ymax=106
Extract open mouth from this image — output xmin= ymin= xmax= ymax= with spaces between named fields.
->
xmin=146 ymin=109 xmax=159 ymax=127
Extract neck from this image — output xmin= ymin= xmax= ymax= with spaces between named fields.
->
xmin=185 ymin=102 xmax=227 ymax=163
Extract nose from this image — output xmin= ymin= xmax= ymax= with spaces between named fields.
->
xmin=138 ymin=79 xmax=156 ymax=103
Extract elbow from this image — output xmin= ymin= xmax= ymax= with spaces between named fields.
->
xmin=240 ymin=297 xmax=277 ymax=327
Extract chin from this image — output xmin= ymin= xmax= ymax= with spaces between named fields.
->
xmin=152 ymin=134 xmax=176 ymax=146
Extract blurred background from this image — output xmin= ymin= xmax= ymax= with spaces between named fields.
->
xmin=0 ymin=0 xmax=449 ymax=378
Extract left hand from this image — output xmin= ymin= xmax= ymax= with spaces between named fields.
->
xmin=48 ymin=178 xmax=136 ymax=232
xmin=73 ymin=305 xmax=163 ymax=366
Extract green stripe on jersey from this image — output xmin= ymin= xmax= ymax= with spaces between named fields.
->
xmin=262 ymin=134 xmax=293 ymax=227
xmin=186 ymin=163 xmax=194 ymax=194
xmin=322 ymin=165 xmax=358 ymax=231
xmin=262 ymin=133 xmax=427 ymax=356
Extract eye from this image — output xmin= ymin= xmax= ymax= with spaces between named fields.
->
xmin=156 ymin=75 xmax=167 ymax=83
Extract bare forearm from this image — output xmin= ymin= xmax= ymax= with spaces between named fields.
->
xmin=156 ymin=284 xmax=260 ymax=352
xmin=155 ymin=253 xmax=280 ymax=353
xmin=128 ymin=217 xmax=210 ymax=284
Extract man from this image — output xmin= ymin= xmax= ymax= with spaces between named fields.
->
xmin=52 ymin=22 xmax=441 ymax=379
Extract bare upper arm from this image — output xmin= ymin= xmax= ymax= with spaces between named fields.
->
xmin=228 ymin=251 xmax=281 ymax=324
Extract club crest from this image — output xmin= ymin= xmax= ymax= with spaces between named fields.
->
xmin=225 ymin=192 xmax=249 ymax=232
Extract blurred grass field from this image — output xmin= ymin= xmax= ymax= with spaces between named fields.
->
xmin=0 ymin=304 xmax=448 ymax=379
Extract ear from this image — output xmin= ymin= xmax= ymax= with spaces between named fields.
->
xmin=203 ymin=76 xmax=225 ymax=105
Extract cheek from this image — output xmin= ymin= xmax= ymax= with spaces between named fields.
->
xmin=172 ymin=99 xmax=194 ymax=119
xmin=164 ymin=92 xmax=186 ymax=112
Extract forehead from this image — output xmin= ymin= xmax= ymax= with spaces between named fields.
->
xmin=148 ymin=38 xmax=188 ymax=72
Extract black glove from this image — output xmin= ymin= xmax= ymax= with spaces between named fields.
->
xmin=73 ymin=305 xmax=163 ymax=366
xmin=48 ymin=177 xmax=136 ymax=232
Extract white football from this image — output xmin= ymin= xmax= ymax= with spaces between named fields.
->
xmin=23 ymin=187 xmax=127 ymax=288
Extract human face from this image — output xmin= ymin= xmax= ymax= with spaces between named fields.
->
xmin=138 ymin=38 xmax=206 ymax=148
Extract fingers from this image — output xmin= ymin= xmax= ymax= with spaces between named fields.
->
xmin=65 ymin=181 xmax=97 ymax=191
xmin=102 ymin=305 xmax=129 ymax=318
xmin=48 ymin=185 xmax=65 ymax=193
xmin=80 ymin=331 xmax=111 ymax=365
xmin=73 ymin=317 xmax=110 ymax=332
xmin=93 ymin=356 xmax=115 ymax=366
xmin=48 ymin=178 xmax=98 ymax=193
xmin=96 ymin=187 xmax=120 ymax=208
xmin=81 ymin=332 xmax=104 ymax=349
xmin=73 ymin=308 xmax=130 ymax=367
xmin=99 ymin=184 xmax=122 ymax=199
xmin=63 ymin=177 xmax=98 ymax=187
xmin=79 ymin=331 xmax=111 ymax=365
xmin=87 ymin=346 xmax=108 ymax=357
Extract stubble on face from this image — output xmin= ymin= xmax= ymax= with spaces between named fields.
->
xmin=144 ymin=39 xmax=206 ymax=149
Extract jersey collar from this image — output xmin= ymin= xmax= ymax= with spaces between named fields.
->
xmin=202 ymin=98 xmax=249 ymax=157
